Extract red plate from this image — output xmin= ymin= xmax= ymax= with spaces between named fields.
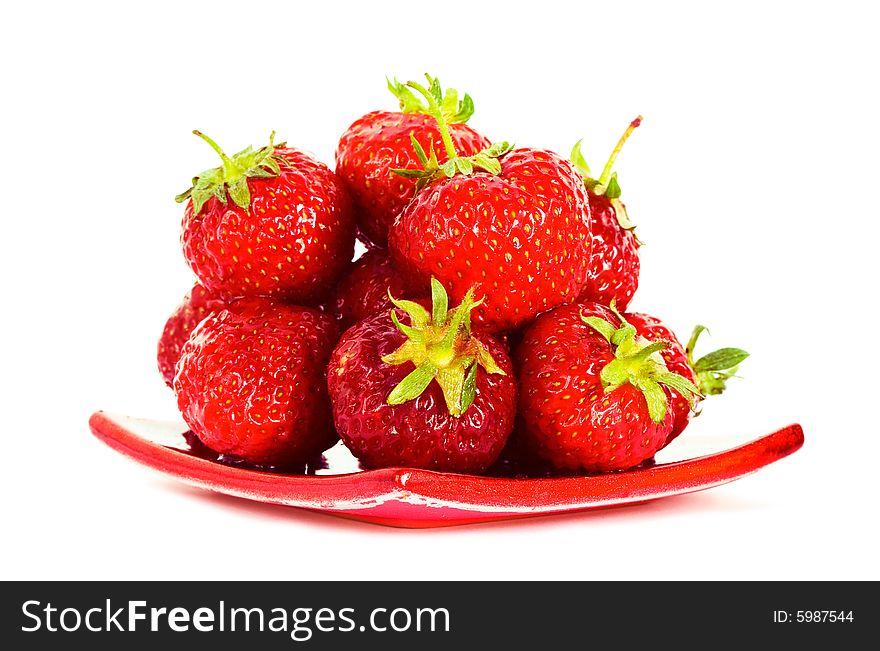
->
xmin=89 ymin=411 xmax=803 ymax=528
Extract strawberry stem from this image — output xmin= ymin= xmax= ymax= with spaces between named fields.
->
xmin=387 ymin=76 xmax=475 ymax=123
xmin=405 ymin=79 xmax=459 ymax=160
xmin=598 ymin=116 xmax=643 ymax=187
xmin=193 ymin=130 xmax=240 ymax=182
xmin=391 ymin=75 xmax=511 ymax=190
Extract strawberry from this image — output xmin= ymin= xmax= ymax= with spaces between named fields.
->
xmin=328 ymin=249 xmax=424 ymax=331
xmin=177 ymin=131 xmax=355 ymax=304
xmin=336 ymin=77 xmax=490 ymax=248
xmin=327 ymin=279 xmax=516 ymax=473
xmin=516 ymin=302 xmax=701 ymax=473
xmin=629 ymin=314 xmax=748 ymax=446
xmin=388 ymin=76 xmax=591 ymax=333
xmin=174 ymin=298 xmax=339 ymax=468
xmin=157 ymin=283 xmax=228 ymax=387
xmin=570 ymin=117 xmax=643 ymax=309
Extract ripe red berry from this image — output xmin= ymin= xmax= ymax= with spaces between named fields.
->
xmin=336 ymin=77 xmax=490 ymax=248
xmin=328 ymin=249 xmax=424 ymax=331
xmin=516 ymin=302 xmax=701 ymax=472
xmin=178 ymin=131 xmax=355 ymax=304
xmin=174 ymin=299 xmax=340 ymax=468
xmin=388 ymin=77 xmax=591 ymax=333
xmin=327 ymin=279 xmax=516 ymax=473
xmin=157 ymin=283 xmax=228 ymax=387
xmin=571 ymin=118 xmax=643 ymax=310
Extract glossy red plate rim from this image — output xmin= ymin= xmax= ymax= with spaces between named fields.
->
xmin=89 ymin=411 xmax=803 ymax=528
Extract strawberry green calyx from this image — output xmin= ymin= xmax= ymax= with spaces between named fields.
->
xmin=582 ymin=302 xmax=701 ymax=424
xmin=382 ymin=278 xmax=506 ymax=417
xmin=685 ymin=325 xmax=749 ymax=396
xmin=391 ymin=74 xmax=512 ymax=191
xmin=175 ymin=131 xmax=288 ymax=216
xmin=387 ymin=75 xmax=475 ymax=123
xmin=571 ymin=116 xmax=643 ymax=236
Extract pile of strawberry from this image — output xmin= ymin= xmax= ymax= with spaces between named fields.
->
xmin=157 ymin=75 xmax=748 ymax=475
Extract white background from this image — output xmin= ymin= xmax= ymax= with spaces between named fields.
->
xmin=2 ymin=1 xmax=878 ymax=580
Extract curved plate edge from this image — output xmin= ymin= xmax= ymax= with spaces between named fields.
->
xmin=89 ymin=411 xmax=804 ymax=528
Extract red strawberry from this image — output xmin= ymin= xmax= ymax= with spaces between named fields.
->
xmin=328 ymin=249 xmax=424 ymax=331
xmin=327 ymin=279 xmax=516 ymax=473
xmin=177 ymin=131 xmax=355 ymax=304
xmin=571 ymin=117 xmax=643 ymax=310
xmin=157 ymin=283 xmax=228 ymax=387
xmin=336 ymin=77 xmax=490 ymax=248
xmin=388 ymin=77 xmax=591 ymax=333
xmin=516 ymin=302 xmax=700 ymax=473
xmin=174 ymin=298 xmax=339 ymax=468
xmin=630 ymin=314 xmax=748 ymax=446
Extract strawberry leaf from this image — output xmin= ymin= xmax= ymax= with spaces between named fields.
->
xmin=461 ymin=362 xmax=479 ymax=414
xmin=569 ymin=139 xmax=592 ymax=178
xmin=381 ymin=340 xmax=423 ymax=366
xmin=657 ymin=372 xmax=702 ymax=408
xmin=693 ymin=348 xmax=750 ymax=373
xmin=440 ymin=87 xmax=459 ymax=120
xmin=582 ymin=315 xmax=616 ymax=342
xmin=455 ymin=157 xmax=474 ymax=175
xmin=611 ymin=322 xmax=637 ymax=346
xmin=227 ymin=177 xmax=250 ymax=212
xmin=390 ymin=169 xmax=430 ymax=179
xmin=436 ymin=358 xmax=473 ymax=416
xmin=451 ymin=93 xmax=475 ymax=123
xmin=176 ymin=131 xmax=288 ymax=215
xmin=629 ymin=340 xmax=669 ymax=362
xmin=381 ymin=279 xmax=504 ymax=415
xmin=386 ymin=74 xmax=475 ymax=123
xmin=481 ymin=141 xmax=513 ymax=158
xmin=431 ymin=278 xmax=448 ymax=327
xmin=473 ymin=339 xmax=505 ymax=376
xmin=685 ymin=325 xmax=749 ymax=396
xmin=387 ymin=77 xmax=425 ymax=114
xmin=632 ymin=377 xmax=668 ymax=424
xmin=410 ymin=134 xmax=430 ymax=166
xmin=591 ymin=306 xmax=701 ymax=423
xmin=387 ymin=292 xmax=430 ymax=329
xmin=686 ymin=325 xmax=710 ymax=358
xmin=390 ymin=309 xmax=425 ymax=343
xmin=604 ymin=173 xmax=622 ymax=199
xmin=387 ymin=361 xmax=438 ymax=405
xmin=391 ymin=141 xmax=511 ymax=189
